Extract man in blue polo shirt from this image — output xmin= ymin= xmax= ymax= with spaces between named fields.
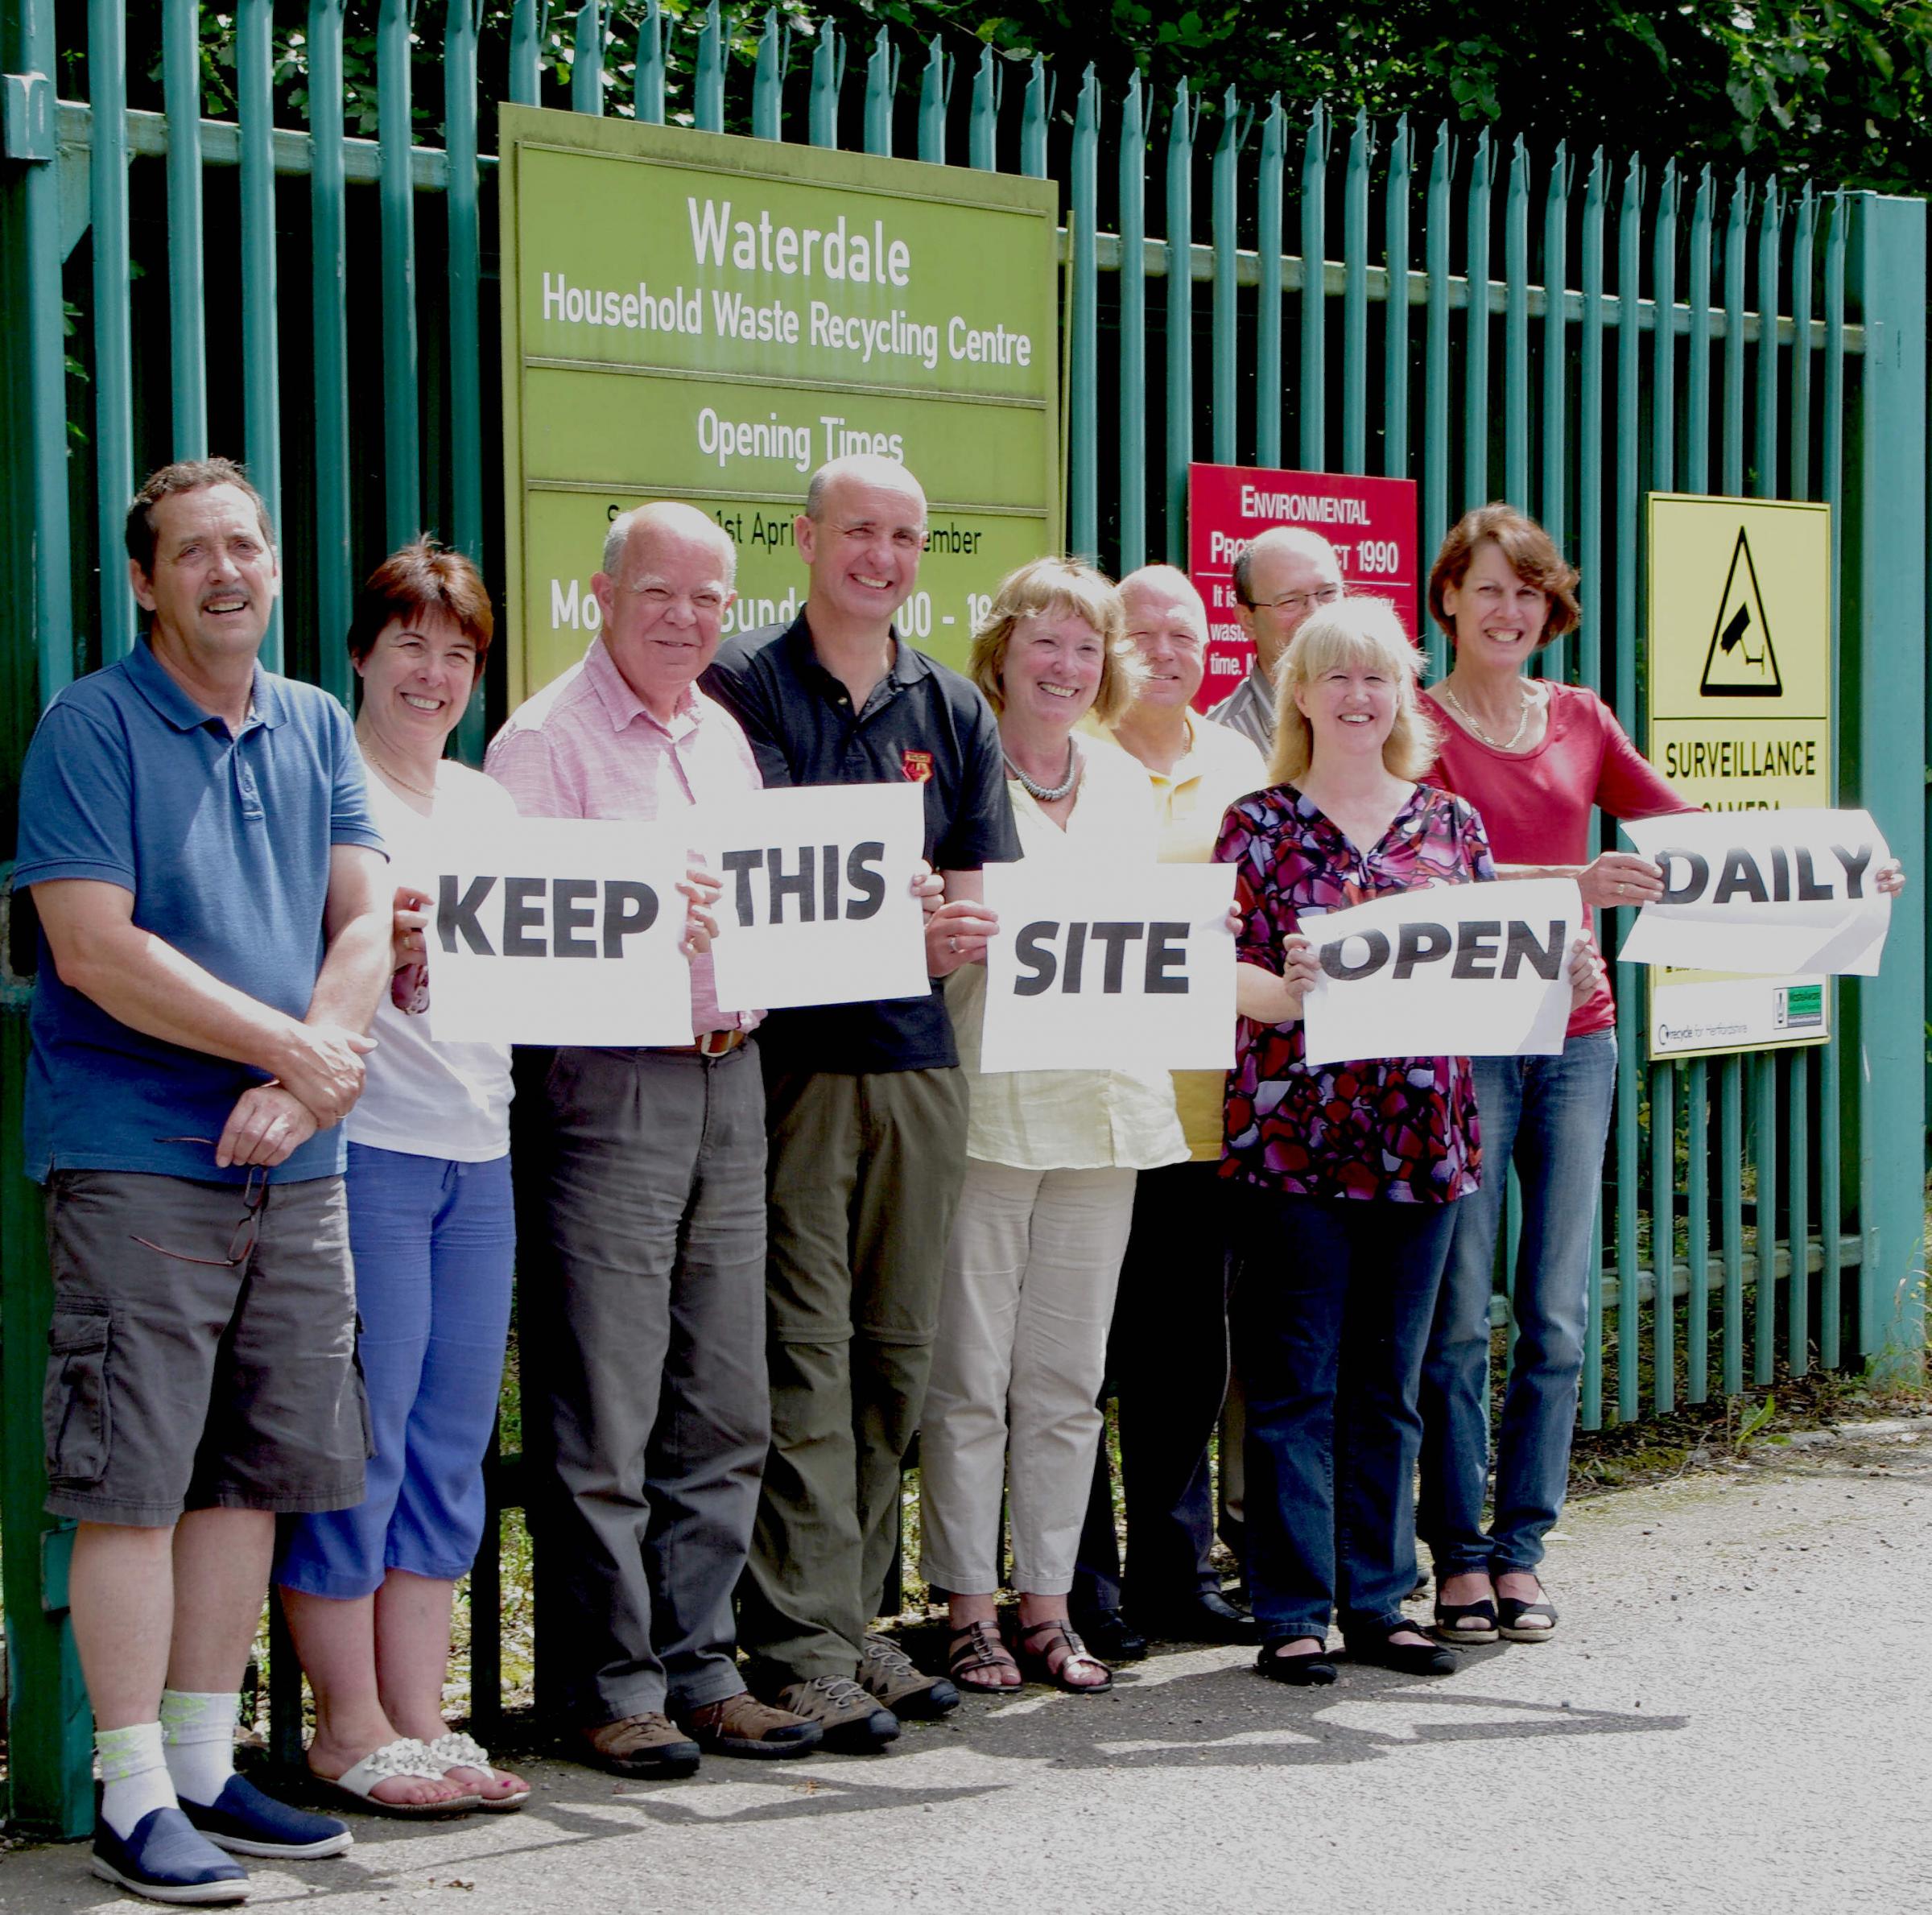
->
xmin=15 ymin=458 xmax=391 ymax=1904
xmin=704 ymin=454 xmax=1018 ymax=1749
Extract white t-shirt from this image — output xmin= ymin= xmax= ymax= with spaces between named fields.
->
xmin=345 ymin=761 xmax=515 ymax=1162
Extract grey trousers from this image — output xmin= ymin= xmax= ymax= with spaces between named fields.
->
xmin=531 ymin=1042 xmax=769 ymax=1723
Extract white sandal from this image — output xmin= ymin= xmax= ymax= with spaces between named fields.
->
xmin=424 ymin=1730 xmax=530 ymax=1813
xmin=312 ymin=1738 xmax=481 ymax=1818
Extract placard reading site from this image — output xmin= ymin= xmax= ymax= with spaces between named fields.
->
xmin=1298 ymin=878 xmax=1582 ymax=1068
xmin=701 ymin=782 xmax=930 ymax=1013
xmin=1645 ymin=493 xmax=1835 ymax=1058
xmin=499 ymin=106 xmax=1059 ymax=700
xmin=979 ymin=864 xmax=1238 ymax=1074
xmin=427 ymin=816 xmax=695 ymax=1047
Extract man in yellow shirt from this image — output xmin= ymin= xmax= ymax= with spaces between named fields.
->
xmin=1072 ymin=566 xmax=1266 ymax=1653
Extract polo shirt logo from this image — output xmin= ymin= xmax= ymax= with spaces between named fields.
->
xmin=901 ymin=749 xmax=934 ymax=784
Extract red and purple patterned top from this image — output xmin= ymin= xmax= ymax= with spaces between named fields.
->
xmin=1216 ymin=782 xmax=1493 ymax=1204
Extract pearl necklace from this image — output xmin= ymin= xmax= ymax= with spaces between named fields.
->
xmin=1003 ymin=739 xmax=1080 ymax=803
xmin=359 ymin=735 xmax=440 ymax=799
xmin=1437 ymin=679 xmax=1545 ymax=752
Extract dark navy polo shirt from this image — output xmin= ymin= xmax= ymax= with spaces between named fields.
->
xmin=14 ymin=639 xmax=384 ymax=1184
xmin=703 ymin=613 xmax=1021 ymax=1074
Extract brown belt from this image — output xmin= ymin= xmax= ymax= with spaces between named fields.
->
xmin=650 ymin=1028 xmax=750 ymax=1058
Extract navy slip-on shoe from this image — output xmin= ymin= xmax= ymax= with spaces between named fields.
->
xmin=181 ymin=1776 xmax=353 ymax=1859
xmin=91 ymin=1806 xmax=250 ymax=1905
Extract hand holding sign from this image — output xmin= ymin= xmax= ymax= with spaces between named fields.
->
xmin=1298 ymin=877 xmax=1583 ymax=1067
xmin=979 ymin=861 xmax=1238 ymax=1072
xmin=1616 ymin=808 xmax=1893 ymax=976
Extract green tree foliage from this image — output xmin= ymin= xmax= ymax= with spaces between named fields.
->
xmin=56 ymin=0 xmax=1931 ymax=192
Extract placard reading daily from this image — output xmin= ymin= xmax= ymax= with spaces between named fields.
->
xmin=1298 ymin=879 xmax=1582 ymax=1067
xmin=979 ymin=863 xmax=1238 ymax=1073
xmin=426 ymin=816 xmax=695 ymax=1046
xmin=1616 ymin=809 xmax=1892 ymax=976
xmin=701 ymin=782 xmax=930 ymax=1012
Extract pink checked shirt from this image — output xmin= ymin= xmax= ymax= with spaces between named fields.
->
xmin=485 ymin=638 xmax=763 ymax=1038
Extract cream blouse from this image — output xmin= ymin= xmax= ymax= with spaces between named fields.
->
xmin=946 ymin=737 xmax=1188 ymax=1174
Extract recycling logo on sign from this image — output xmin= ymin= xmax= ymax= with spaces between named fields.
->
xmin=1699 ymin=526 xmax=1781 ymax=697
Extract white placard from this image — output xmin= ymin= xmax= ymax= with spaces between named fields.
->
xmin=1298 ymin=877 xmax=1582 ymax=1067
xmin=979 ymin=862 xmax=1238 ymax=1073
xmin=1616 ymin=808 xmax=1892 ymax=976
xmin=426 ymin=815 xmax=696 ymax=1046
xmin=699 ymin=782 xmax=931 ymax=1012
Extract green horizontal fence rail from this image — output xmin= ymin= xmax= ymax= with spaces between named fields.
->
xmin=2 ymin=0 xmax=1924 ymax=1836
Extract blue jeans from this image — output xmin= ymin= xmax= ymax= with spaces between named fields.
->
xmin=1234 ymin=1190 xmax=1459 ymax=1641
xmin=1418 ymin=1030 xmax=1618 ymax=1579
xmin=279 ymin=1145 xmax=515 ymax=1597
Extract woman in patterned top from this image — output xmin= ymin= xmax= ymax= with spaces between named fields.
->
xmin=1216 ymin=596 xmax=1600 ymax=1686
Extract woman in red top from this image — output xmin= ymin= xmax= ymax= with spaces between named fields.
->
xmin=1413 ymin=505 xmax=1688 ymax=1646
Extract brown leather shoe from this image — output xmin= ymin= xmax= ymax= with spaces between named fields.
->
xmin=578 ymin=1712 xmax=701 ymax=1779
xmin=677 ymin=1693 xmax=823 ymax=1760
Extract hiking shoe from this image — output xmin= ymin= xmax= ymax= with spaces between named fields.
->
xmin=92 ymin=1806 xmax=250 ymax=1905
xmin=772 ymin=1676 xmax=900 ymax=1753
xmin=578 ymin=1712 xmax=701 ymax=1780
xmin=182 ymin=1775 xmax=352 ymax=1858
xmin=860 ymin=1632 xmax=960 ymax=1718
xmin=677 ymin=1693 xmax=823 ymax=1760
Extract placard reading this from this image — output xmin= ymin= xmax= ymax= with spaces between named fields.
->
xmin=700 ymin=782 xmax=931 ymax=1012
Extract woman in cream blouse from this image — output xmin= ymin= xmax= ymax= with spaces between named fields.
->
xmin=919 ymin=559 xmax=1188 ymax=1694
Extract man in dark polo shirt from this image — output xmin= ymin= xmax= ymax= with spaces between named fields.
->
xmin=16 ymin=460 xmax=390 ymax=1901
xmin=704 ymin=454 xmax=1018 ymax=1748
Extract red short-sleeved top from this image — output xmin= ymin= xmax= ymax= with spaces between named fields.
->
xmin=1418 ymin=681 xmax=1695 ymax=1038
xmin=1216 ymin=782 xmax=1492 ymax=1204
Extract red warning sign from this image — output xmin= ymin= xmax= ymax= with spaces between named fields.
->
xmin=1187 ymin=464 xmax=1422 ymax=713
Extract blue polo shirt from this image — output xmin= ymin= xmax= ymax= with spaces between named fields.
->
xmin=14 ymin=639 xmax=384 ymax=1184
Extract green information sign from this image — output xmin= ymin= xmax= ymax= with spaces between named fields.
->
xmin=498 ymin=106 xmax=1062 ymax=700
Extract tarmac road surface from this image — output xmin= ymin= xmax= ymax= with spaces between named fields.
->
xmin=6 ymin=1419 xmax=1930 ymax=1915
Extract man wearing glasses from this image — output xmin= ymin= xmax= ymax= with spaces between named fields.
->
xmin=1206 ymin=526 xmax=1345 ymax=753
xmin=15 ymin=459 xmax=392 ymax=1903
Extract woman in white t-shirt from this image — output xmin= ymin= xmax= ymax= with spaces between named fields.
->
xmin=276 ymin=543 xmax=524 ymax=1816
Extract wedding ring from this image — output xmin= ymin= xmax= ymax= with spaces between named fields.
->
xmin=949 ymin=935 xmax=959 ymax=954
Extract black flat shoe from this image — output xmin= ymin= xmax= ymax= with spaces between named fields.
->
xmin=1136 ymin=1589 xmax=1261 ymax=1646
xmin=1430 ymin=1595 xmax=1499 ymax=1646
xmin=1343 ymin=1620 xmax=1457 ymax=1677
xmin=1496 ymin=1592 xmax=1559 ymax=1642
xmin=1255 ymin=1636 xmax=1337 ymax=1686
xmin=1071 ymin=1608 xmax=1149 ymax=1662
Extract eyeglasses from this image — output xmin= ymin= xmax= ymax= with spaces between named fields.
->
xmin=1244 ymin=584 xmax=1343 ymax=617
xmin=130 ymin=1139 xmax=267 ymax=1269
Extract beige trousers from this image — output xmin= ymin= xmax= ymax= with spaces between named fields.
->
xmin=919 ymin=1159 xmax=1137 ymax=1596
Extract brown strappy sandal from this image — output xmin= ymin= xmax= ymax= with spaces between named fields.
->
xmin=947 ymin=1617 xmax=1022 ymax=1693
xmin=1007 ymin=1616 xmax=1113 ymax=1694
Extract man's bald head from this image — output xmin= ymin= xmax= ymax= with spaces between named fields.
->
xmin=804 ymin=454 xmax=927 ymax=526
xmin=604 ymin=500 xmax=737 ymax=587
xmin=1120 ymin=563 xmax=1208 ymax=634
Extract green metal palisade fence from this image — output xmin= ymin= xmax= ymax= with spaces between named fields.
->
xmin=1 ymin=0 xmax=1924 ymax=1837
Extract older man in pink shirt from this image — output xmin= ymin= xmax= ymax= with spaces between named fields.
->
xmin=487 ymin=501 xmax=819 ymax=1777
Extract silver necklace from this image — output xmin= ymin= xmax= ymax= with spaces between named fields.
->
xmin=1003 ymin=739 xmax=1080 ymax=803
xmin=1438 ymin=679 xmax=1543 ymax=752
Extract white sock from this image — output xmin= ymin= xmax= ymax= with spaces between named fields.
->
xmin=159 ymin=1690 xmax=239 ymax=1808
xmin=97 ymin=1722 xmax=177 ymax=1839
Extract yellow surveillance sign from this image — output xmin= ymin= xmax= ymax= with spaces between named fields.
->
xmin=1645 ymin=493 xmax=1833 ymax=1059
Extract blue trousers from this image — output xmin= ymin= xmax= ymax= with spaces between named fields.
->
xmin=1235 ymin=1189 xmax=1458 ymax=1641
xmin=1418 ymin=1031 xmax=1618 ymax=1577
xmin=278 ymin=1144 xmax=514 ymax=1598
